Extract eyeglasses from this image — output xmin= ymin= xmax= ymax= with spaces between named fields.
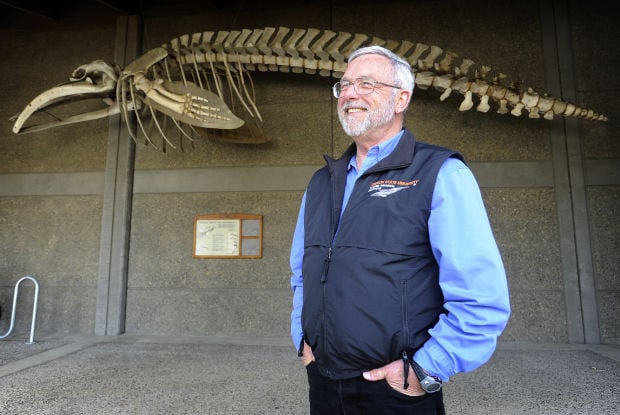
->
xmin=332 ymin=77 xmax=401 ymax=98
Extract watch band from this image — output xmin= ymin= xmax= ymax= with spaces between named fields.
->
xmin=410 ymin=358 xmax=442 ymax=393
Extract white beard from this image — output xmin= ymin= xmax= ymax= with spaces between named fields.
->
xmin=338 ymin=97 xmax=396 ymax=137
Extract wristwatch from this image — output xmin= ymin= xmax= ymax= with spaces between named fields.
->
xmin=411 ymin=360 xmax=442 ymax=393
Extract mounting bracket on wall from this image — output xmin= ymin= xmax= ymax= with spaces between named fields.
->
xmin=193 ymin=213 xmax=262 ymax=259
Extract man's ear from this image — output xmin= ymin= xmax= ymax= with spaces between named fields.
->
xmin=394 ymin=90 xmax=412 ymax=114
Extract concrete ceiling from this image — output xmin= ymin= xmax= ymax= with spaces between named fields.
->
xmin=0 ymin=0 xmax=404 ymax=20
xmin=0 ymin=1 xmax=228 ymax=19
xmin=0 ymin=0 xmax=413 ymax=29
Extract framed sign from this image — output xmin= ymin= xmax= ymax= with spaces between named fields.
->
xmin=193 ymin=213 xmax=262 ymax=259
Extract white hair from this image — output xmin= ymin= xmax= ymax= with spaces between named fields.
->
xmin=348 ymin=45 xmax=415 ymax=94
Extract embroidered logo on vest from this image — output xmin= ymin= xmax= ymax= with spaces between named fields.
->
xmin=368 ymin=179 xmax=419 ymax=197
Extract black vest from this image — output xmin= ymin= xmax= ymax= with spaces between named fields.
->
xmin=302 ymin=130 xmax=461 ymax=380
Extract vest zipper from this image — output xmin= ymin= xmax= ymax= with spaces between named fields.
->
xmin=401 ymin=280 xmax=410 ymax=388
xmin=401 ymin=280 xmax=410 ymax=346
xmin=321 ymin=247 xmax=332 ymax=372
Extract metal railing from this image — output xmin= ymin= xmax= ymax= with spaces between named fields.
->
xmin=0 ymin=276 xmax=40 ymax=344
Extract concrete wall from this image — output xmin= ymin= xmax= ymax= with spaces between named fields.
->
xmin=0 ymin=0 xmax=618 ymax=345
xmin=572 ymin=0 xmax=620 ymax=344
xmin=0 ymin=18 xmax=114 ymax=336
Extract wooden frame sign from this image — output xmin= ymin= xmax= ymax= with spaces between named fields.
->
xmin=193 ymin=213 xmax=262 ymax=259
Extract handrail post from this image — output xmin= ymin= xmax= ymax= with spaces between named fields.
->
xmin=0 ymin=276 xmax=40 ymax=344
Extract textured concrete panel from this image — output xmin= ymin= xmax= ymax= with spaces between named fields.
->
xmin=0 ymin=172 xmax=104 ymax=196
xmin=501 ymin=289 xmax=568 ymax=342
xmin=585 ymin=160 xmax=620 ymax=186
xmin=133 ymin=166 xmax=318 ymax=194
xmin=0 ymin=196 xmax=101 ymax=335
xmin=0 ymin=283 xmax=97 ymax=337
xmin=0 ymin=197 xmax=102 ymax=283
xmin=0 ymin=277 xmax=97 ymax=338
xmin=125 ymin=288 xmax=291 ymax=337
xmin=482 ymin=189 xmax=563 ymax=292
xmin=570 ymin=0 xmax=620 ymax=92
xmin=252 ymin=70 xmax=333 ymax=106
xmin=126 ymin=191 xmax=301 ymax=336
xmin=480 ymin=188 xmax=566 ymax=342
xmin=580 ymin=91 xmax=620 ymax=159
xmin=588 ymin=187 xmax=620 ymax=290
xmin=587 ymin=187 xmax=619 ymax=345
xmin=0 ymin=29 xmax=115 ymax=111
xmin=128 ymin=192 xmax=300 ymax=291
xmin=405 ymin=100 xmax=552 ymax=162
xmin=0 ymin=120 xmax=109 ymax=174
xmin=570 ymin=0 xmax=619 ymax=159
xmin=0 ymin=28 xmax=114 ymax=174
xmin=598 ymin=291 xmax=620 ymax=345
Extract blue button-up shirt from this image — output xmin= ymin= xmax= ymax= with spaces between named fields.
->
xmin=290 ymin=131 xmax=510 ymax=381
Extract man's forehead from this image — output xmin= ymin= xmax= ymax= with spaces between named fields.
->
xmin=344 ymin=54 xmax=390 ymax=76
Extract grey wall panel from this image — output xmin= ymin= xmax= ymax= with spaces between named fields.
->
xmin=0 ymin=196 xmax=101 ymax=335
xmin=0 ymin=173 xmax=104 ymax=196
xmin=125 ymin=191 xmax=300 ymax=337
xmin=587 ymin=187 xmax=620 ymax=345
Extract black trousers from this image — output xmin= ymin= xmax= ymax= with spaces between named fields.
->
xmin=306 ymin=362 xmax=445 ymax=415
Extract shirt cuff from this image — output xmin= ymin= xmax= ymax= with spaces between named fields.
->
xmin=413 ymin=338 xmax=453 ymax=382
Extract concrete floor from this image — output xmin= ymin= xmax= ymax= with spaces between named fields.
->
xmin=1 ymin=335 xmax=618 ymax=414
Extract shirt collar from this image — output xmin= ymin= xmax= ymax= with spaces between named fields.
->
xmin=348 ymin=130 xmax=405 ymax=173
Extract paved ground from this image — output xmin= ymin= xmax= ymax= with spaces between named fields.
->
xmin=0 ymin=334 xmax=618 ymax=414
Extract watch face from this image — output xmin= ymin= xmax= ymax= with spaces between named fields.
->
xmin=422 ymin=377 xmax=442 ymax=393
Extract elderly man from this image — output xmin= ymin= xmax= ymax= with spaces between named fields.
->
xmin=290 ymin=45 xmax=510 ymax=414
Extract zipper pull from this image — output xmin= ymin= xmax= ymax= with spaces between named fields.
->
xmin=402 ymin=351 xmax=410 ymax=390
xmin=321 ymin=247 xmax=332 ymax=283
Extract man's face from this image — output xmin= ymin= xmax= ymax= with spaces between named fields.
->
xmin=337 ymin=54 xmax=398 ymax=138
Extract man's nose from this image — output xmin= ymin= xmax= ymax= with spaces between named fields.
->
xmin=339 ymin=83 xmax=359 ymax=99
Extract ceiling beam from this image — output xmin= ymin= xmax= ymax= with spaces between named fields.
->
xmin=96 ymin=0 xmax=140 ymax=14
xmin=204 ymin=0 xmax=242 ymax=9
xmin=0 ymin=0 xmax=61 ymax=19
